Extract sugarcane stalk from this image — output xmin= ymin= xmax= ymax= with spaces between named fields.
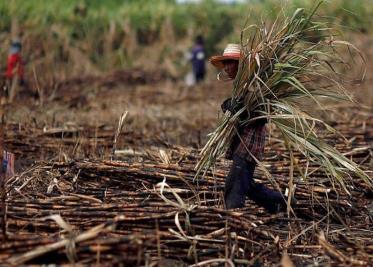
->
xmin=0 ymin=108 xmax=6 ymax=241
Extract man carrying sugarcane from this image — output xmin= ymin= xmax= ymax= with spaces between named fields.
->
xmin=209 ymin=44 xmax=289 ymax=212
xmin=197 ymin=6 xmax=372 ymax=214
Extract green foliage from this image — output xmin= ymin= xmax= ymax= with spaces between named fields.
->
xmin=0 ymin=0 xmax=372 ymax=74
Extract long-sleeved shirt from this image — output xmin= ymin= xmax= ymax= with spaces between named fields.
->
xmin=5 ymin=53 xmax=24 ymax=79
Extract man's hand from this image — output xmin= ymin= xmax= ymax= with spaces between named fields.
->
xmin=221 ymin=97 xmax=248 ymax=119
xmin=221 ymin=97 xmax=243 ymax=113
xmin=221 ymin=98 xmax=233 ymax=113
xmin=221 ymin=97 xmax=268 ymax=125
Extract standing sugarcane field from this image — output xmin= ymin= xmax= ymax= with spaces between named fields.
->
xmin=1 ymin=0 xmax=373 ymax=266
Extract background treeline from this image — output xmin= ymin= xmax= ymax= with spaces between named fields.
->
xmin=0 ymin=0 xmax=372 ymax=81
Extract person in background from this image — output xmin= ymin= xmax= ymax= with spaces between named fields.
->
xmin=190 ymin=35 xmax=206 ymax=83
xmin=209 ymin=43 xmax=295 ymax=213
xmin=3 ymin=40 xmax=25 ymax=102
xmin=5 ymin=40 xmax=24 ymax=84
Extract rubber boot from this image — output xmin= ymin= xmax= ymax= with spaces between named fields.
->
xmin=248 ymin=183 xmax=284 ymax=213
xmin=248 ymin=182 xmax=297 ymax=213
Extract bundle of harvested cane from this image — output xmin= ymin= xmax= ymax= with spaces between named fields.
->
xmin=195 ymin=1 xmax=372 ymax=193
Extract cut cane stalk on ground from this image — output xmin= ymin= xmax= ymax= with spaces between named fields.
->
xmin=195 ymin=1 xmax=372 ymax=194
xmin=2 ymin=139 xmax=373 ymax=265
xmin=0 ymin=111 xmax=6 ymax=241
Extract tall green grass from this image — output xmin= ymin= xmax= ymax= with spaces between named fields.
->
xmin=0 ymin=0 xmax=372 ymax=80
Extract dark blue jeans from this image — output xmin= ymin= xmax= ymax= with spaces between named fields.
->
xmin=224 ymin=155 xmax=283 ymax=212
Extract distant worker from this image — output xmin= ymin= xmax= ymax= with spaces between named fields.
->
xmin=5 ymin=40 xmax=24 ymax=83
xmin=4 ymin=40 xmax=25 ymax=102
xmin=190 ymin=35 xmax=206 ymax=83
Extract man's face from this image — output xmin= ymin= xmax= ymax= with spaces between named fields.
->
xmin=223 ymin=60 xmax=239 ymax=79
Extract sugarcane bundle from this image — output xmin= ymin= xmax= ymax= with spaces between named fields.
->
xmin=195 ymin=1 xmax=372 ymax=193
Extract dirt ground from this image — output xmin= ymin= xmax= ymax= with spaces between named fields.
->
xmin=4 ymin=70 xmax=232 ymax=168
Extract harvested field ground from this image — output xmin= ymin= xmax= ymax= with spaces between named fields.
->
xmin=1 ymin=70 xmax=373 ymax=266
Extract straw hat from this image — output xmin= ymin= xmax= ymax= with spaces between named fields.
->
xmin=209 ymin=43 xmax=241 ymax=69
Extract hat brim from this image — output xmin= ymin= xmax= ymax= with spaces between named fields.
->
xmin=209 ymin=55 xmax=240 ymax=69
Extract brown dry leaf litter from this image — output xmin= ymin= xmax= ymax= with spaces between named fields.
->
xmin=1 ymin=110 xmax=372 ymax=266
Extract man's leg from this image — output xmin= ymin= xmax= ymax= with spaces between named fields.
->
xmin=225 ymin=155 xmax=291 ymax=212
xmin=224 ymin=155 xmax=255 ymax=209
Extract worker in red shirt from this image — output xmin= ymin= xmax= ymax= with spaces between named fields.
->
xmin=5 ymin=41 xmax=24 ymax=82
xmin=3 ymin=40 xmax=25 ymax=102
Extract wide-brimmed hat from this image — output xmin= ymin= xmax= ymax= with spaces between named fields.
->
xmin=209 ymin=43 xmax=241 ymax=69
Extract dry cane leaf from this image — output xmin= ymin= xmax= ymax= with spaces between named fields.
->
xmin=280 ymin=251 xmax=294 ymax=267
xmin=43 ymin=214 xmax=73 ymax=233
xmin=318 ymin=231 xmax=366 ymax=265
xmin=159 ymin=149 xmax=170 ymax=164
